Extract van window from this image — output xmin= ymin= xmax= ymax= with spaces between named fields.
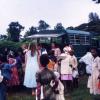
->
xmin=69 ymin=34 xmax=90 ymax=45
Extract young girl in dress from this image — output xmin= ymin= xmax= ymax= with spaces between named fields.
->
xmin=59 ymin=46 xmax=73 ymax=93
xmin=69 ymin=49 xmax=78 ymax=88
xmin=24 ymin=43 xmax=39 ymax=95
xmin=7 ymin=54 xmax=20 ymax=87
xmin=53 ymin=71 xmax=65 ymax=100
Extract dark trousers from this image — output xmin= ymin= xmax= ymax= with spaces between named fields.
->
xmin=62 ymin=80 xmax=73 ymax=93
xmin=66 ymin=80 xmax=73 ymax=92
xmin=73 ymin=78 xmax=78 ymax=88
xmin=0 ymin=83 xmax=7 ymax=100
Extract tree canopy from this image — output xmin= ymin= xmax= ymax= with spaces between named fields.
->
xmin=7 ymin=22 xmax=24 ymax=42
xmin=54 ymin=23 xmax=65 ymax=31
xmin=92 ymin=0 xmax=100 ymax=3
xmin=24 ymin=26 xmax=37 ymax=37
xmin=75 ymin=12 xmax=100 ymax=34
xmin=38 ymin=20 xmax=50 ymax=31
xmin=89 ymin=12 xmax=99 ymax=22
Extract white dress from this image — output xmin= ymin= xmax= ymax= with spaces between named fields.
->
xmin=79 ymin=52 xmax=92 ymax=74
xmin=24 ymin=51 xmax=39 ymax=88
xmin=56 ymin=80 xmax=65 ymax=100
xmin=88 ymin=56 xmax=100 ymax=95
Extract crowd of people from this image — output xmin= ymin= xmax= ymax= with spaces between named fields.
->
xmin=0 ymin=42 xmax=100 ymax=100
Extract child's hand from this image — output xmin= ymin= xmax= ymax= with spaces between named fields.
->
xmin=50 ymin=80 xmax=55 ymax=87
xmin=0 ymin=75 xmax=3 ymax=83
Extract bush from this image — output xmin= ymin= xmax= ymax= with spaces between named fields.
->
xmin=0 ymin=40 xmax=22 ymax=54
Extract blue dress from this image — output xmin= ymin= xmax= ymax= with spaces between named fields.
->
xmin=0 ymin=63 xmax=11 ymax=100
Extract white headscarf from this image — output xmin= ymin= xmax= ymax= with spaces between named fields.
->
xmin=63 ymin=46 xmax=72 ymax=53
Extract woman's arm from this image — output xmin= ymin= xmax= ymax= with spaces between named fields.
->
xmin=23 ymin=53 xmax=27 ymax=72
xmin=73 ymin=57 xmax=78 ymax=69
xmin=37 ymin=51 xmax=41 ymax=68
xmin=10 ymin=58 xmax=17 ymax=67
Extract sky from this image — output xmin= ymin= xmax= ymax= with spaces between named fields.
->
xmin=0 ymin=0 xmax=100 ymax=35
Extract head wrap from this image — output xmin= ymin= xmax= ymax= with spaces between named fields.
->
xmin=63 ymin=46 xmax=72 ymax=53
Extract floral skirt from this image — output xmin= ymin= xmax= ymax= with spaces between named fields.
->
xmin=7 ymin=66 xmax=20 ymax=86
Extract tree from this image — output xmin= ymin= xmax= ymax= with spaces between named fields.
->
xmin=0 ymin=35 xmax=8 ymax=40
xmin=7 ymin=22 xmax=24 ymax=42
xmin=38 ymin=20 xmax=50 ymax=31
xmin=67 ymin=26 xmax=74 ymax=30
xmin=54 ymin=23 xmax=65 ymax=30
xmin=92 ymin=0 xmax=100 ymax=3
xmin=24 ymin=26 xmax=37 ymax=37
xmin=75 ymin=23 xmax=88 ymax=31
xmin=75 ymin=12 xmax=100 ymax=33
xmin=87 ymin=12 xmax=100 ymax=33
xmin=89 ymin=12 xmax=99 ymax=22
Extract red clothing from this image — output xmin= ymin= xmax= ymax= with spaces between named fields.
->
xmin=7 ymin=58 xmax=19 ymax=86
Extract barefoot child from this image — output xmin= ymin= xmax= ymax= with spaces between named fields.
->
xmin=53 ymin=71 xmax=65 ymax=100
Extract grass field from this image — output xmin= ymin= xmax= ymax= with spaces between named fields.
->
xmin=8 ymin=76 xmax=100 ymax=100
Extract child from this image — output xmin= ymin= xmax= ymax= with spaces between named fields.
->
xmin=0 ymin=55 xmax=11 ymax=100
xmin=58 ymin=47 xmax=73 ymax=93
xmin=53 ymin=71 xmax=65 ymax=100
xmin=7 ymin=54 xmax=20 ymax=86
xmin=72 ymin=68 xmax=79 ymax=88
xmin=48 ymin=50 xmax=57 ymax=71
xmin=69 ymin=49 xmax=78 ymax=88
xmin=36 ymin=54 xmax=56 ymax=100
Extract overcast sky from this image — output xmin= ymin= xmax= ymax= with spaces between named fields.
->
xmin=0 ymin=0 xmax=100 ymax=35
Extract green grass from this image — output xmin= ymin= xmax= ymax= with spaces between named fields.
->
xmin=8 ymin=76 xmax=100 ymax=100
xmin=71 ymin=77 xmax=91 ymax=100
xmin=8 ymin=93 xmax=34 ymax=100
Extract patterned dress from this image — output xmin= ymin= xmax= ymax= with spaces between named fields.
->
xmin=7 ymin=58 xmax=20 ymax=86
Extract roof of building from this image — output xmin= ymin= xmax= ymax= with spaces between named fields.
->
xmin=26 ymin=32 xmax=66 ymax=38
xmin=26 ymin=29 xmax=91 ymax=39
xmin=66 ymin=29 xmax=90 ymax=35
xmin=26 ymin=30 xmax=66 ymax=38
